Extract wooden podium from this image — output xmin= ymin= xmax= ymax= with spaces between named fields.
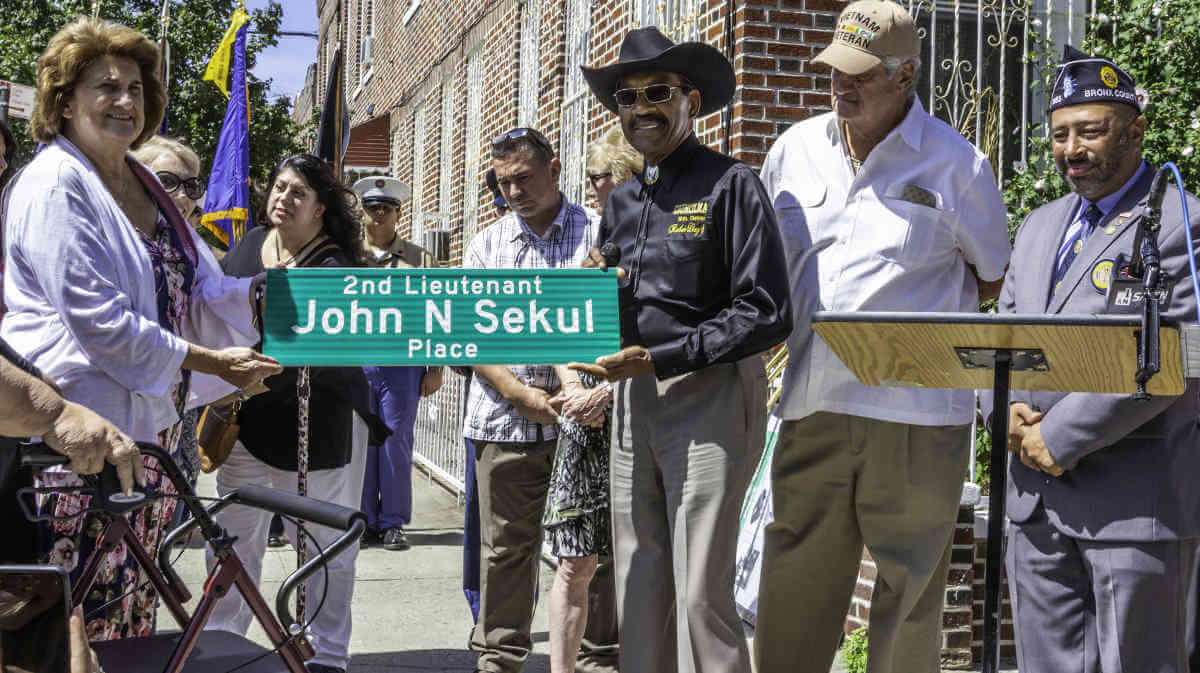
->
xmin=811 ymin=311 xmax=1184 ymax=673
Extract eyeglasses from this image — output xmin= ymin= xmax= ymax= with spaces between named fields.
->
xmin=613 ymin=84 xmax=689 ymax=108
xmin=586 ymin=172 xmax=612 ymax=186
xmin=156 ymin=171 xmax=205 ymax=200
xmin=491 ymin=127 xmax=555 ymax=158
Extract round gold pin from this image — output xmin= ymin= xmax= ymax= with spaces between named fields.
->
xmin=1105 ymin=224 xmax=1117 ymax=235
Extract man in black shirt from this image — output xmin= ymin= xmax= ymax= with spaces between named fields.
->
xmin=576 ymin=27 xmax=792 ymax=673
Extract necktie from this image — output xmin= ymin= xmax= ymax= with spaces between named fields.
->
xmin=1051 ymin=203 xmax=1102 ymax=297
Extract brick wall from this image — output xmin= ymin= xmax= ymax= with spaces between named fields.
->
xmin=973 ymin=521 xmax=1016 ymax=664
xmin=944 ymin=505 xmax=977 ymax=668
xmin=317 ymin=0 xmax=861 ymax=266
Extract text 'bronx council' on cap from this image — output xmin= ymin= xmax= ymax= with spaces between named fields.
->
xmin=1048 ymin=44 xmax=1143 ymax=114
xmin=813 ymin=0 xmax=921 ymax=76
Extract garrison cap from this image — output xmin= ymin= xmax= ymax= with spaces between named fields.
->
xmin=1049 ymin=44 xmax=1143 ymax=114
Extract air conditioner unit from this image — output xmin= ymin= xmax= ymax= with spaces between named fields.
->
xmin=360 ymin=36 xmax=375 ymax=64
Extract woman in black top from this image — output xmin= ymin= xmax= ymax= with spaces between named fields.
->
xmin=206 ymin=155 xmax=374 ymax=673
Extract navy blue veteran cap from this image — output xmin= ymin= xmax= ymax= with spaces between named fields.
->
xmin=1049 ymin=45 xmax=1144 ymax=114
xmin=352 ymin=176 xmax=413 ymax=207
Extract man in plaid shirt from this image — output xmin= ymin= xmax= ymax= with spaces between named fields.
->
xmin=462 ymin=127 xmax=597 ymax=673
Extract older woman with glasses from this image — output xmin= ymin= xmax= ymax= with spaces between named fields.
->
xmin=585 ymin=126 xmax=641 ymax=214
xmin=129 ymin=135 xmax=211 ymax=494
xmin=1 ymin=17 xmax=280 ymax=641
xmin=131 ymin=136 xmax=205 ymax=218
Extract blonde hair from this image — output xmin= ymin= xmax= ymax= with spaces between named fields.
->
xmin=30 ymin=17 xmax=165 ymax=149
xmin=130 ymin=135 xmax=201 ymax=175
xmin=586 ymin=126 xmax=642 ymax=184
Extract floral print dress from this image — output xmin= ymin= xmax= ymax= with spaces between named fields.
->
xmin=38 ymin=213 xmax=196 ymax=640
xmin=541 ymin=372 xmax=611 ymax=557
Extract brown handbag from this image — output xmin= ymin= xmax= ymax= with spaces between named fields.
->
xmin=196 ymin=400 xmax=242 ymax=473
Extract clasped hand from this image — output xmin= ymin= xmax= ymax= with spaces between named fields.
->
xmin=548 ymin=382 xmax=611 ymax=427
xmin=1007 ymin=402 xmax=1064 ymax=477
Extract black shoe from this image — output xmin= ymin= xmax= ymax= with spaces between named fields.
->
xmin=382 ymin=527 xmax=410 ymax=550
xmin=266 ymin=533 xmax=289 ymax=548
xmin=360 ymin=529 xmax=381 ymax=547
xmin=306 ymin=664 xmax=345 ymax=673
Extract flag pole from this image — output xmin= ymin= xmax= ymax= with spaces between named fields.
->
xmin=334 ymin=40 xmax=344 ymax=181
xmin=157 ymin=0 xmax=172 ymax=135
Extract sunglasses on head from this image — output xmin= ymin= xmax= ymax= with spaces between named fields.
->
xmin=156 ymin=171 xmax=205 ymax=200
xmin=613 ymin=83 xmax=690 ymax=108
xmin=491 ymin=127 xmax=555 ymax=157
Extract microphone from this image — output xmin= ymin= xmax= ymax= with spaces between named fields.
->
xmin=1130 ymin=166 xmax=1170 ymax=276
xmin=599 ymin=241 xmax=621 ymax=267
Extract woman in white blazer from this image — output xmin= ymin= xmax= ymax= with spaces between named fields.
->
xmin=0 ymin=17 xmax=280 ymax=640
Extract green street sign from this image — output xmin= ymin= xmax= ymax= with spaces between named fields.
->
xmin=261 ymin=268 xmax=621 ymax=366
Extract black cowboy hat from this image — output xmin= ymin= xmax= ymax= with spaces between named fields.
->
xmin=581 ymin=27 xmax=735 ymax=117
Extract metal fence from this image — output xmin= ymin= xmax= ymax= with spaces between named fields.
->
xmin=901 ymin=0 xmax=1113 ymax=185
xmin=412 ymin=370 xmax=469 ymax=498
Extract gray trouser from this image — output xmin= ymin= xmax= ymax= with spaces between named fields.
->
xmin=1008 ymin=508 xmax=1196 ymax=673
xmin=755 ymin=412 xmax=970 ymax=673
xmin=611 ymin=358 xmax=766 ymax=673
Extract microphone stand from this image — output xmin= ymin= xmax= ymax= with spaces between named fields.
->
xmin=1125 ymin=167 xmax=1168 ymax=399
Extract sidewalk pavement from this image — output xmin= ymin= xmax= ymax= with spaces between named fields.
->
xmin=159 ymin=468 xmax=1013 ymax=673
xmin=161 ymin=468 xmax=555 ymax=672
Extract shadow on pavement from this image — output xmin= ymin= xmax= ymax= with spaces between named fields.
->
xmin=350 ymin=648 xmax=550 ymax=672
xmin=404 ymin=530 xmax=466 ymax=547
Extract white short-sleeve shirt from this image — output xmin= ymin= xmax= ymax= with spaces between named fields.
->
xmin=760 ymin=98 xmax=1011 ymax=426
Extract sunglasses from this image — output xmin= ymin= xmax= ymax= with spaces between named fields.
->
xmin=156 ymin=171 xmax=205 ymax=200
xmin=586 ymin=172 xmax=612 ymax=186
xmin=613 ymin=84 xmax=689 ymax=108
xmin=491 ymin=127 xmax=555 ymax=158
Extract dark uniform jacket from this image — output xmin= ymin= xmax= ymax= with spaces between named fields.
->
xmin=984 ymin=164 xmax=1200 ymax=541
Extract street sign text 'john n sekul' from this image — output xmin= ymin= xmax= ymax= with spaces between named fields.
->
xmin=262 ymin=268 xmax=621 ymax=366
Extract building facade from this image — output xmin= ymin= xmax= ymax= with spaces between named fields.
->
xmin=316 ymin=0 xmax=843 ymax=264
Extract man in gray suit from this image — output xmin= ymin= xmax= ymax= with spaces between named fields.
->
xmin=995 ymin=45 xmax=1200 ymax=672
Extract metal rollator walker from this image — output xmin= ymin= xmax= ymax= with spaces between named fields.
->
xmin=18 ymin=442 xmax=366 ymax=673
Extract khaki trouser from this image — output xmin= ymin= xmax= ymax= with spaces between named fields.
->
xmin=754 ymin=412 xmax=970 ymax=673
xmin=611 ymin=358 xmax=767 ymax=673
xmin=469 ymin=438 xmax=556 ymax=673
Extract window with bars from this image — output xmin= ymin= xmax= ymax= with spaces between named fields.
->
xmin=637 ymin=0 xmax=701 ymax=41
xmin=438 ymin=81 xmax=456 ymax=219
xmin=411 ymin=101 xmax=428 ymax=242
xmin=351 ymin=0 xmax=361 ymax=85
xmin=518 ymin=0 xmax=541 ymax=127
xmin=462 ymin=52 xmax=484 ymax=246
xmin=560 ymin=0 xmax=591 ymax=206
xmin=360 ymin=0 xmax=375 ymax=83
xmin=318 ymin=37 xmax=327 ymax=101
